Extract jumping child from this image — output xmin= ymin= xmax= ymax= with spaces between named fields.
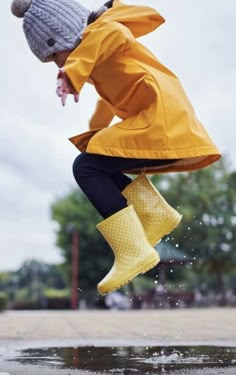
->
xmin=11 ymin=0 xmax=221 ymax=295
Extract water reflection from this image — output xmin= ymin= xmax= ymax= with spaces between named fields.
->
xmin=10 ymin=345 xmax=236 ymax=373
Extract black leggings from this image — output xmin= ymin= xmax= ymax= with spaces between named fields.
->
xmin=73 ymin=153 xmax=173 ymax=219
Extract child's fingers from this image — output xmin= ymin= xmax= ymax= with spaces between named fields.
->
xmin=61 ymin=91 xmax=67 ymax=106
xmin=56 ymin=70 xmax=78 ymax=105
xmin=56 ymin=86 xmax=63 ymax=97
xmin=74 ymin=93 xmax=79 ymax=103
xmin=56 ymin=78 xmax=64 ymax=97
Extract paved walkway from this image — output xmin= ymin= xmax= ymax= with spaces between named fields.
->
xmin=0 ymin=308 xmax=235 ymax=345
xmin=0 ymin=309 xmax=235 ymax=375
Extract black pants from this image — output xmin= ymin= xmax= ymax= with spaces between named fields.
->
xmin=73 ymin=153 xmax=173 ymax=219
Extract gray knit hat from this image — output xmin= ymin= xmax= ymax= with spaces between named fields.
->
xmin=11 ymin=0 xmax=91 ymax=62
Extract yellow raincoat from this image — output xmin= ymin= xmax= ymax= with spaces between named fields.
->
xmin=63 ymin=0 xmax=220 ymax=174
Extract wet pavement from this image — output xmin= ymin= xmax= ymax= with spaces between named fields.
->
xmin=0 ymin=310 xmax=235 ymax=374
xmin=0 ymin=342 xmax=236 ymax=374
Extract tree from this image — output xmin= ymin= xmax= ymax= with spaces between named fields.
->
xmin=51 ymin=191 xmax=113 ymax=297
xmin=152 ymin=157 xmax=236 ymax=299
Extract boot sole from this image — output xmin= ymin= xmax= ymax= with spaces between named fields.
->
xmin=98 ymin=253 xmax=160 ymax=296
xmin=148 ymin=213 xmax=182 ymax=247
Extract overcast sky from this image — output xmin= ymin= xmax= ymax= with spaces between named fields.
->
xmin=0 ymin=0 xmax=235 ymax=271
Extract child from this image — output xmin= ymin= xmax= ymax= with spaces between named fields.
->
xmin=11 ymin=0 xmax=221 ymax=295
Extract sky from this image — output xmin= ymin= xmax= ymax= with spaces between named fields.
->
xmin=0 ymin=0 xmax=235 ymax=271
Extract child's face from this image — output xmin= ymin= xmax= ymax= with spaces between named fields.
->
xmin=45 ymin=50 xmax=72 ymax=67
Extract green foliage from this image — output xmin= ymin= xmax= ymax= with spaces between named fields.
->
xmin=152 ymin=157 xmax=236 ymax=292
xmin=0 ymin=292 xmax=8 ymax=311
xmin=14 ymin=288 xmax=29 ymax=302
xmin=17 ymin=260 xmax=66 ymax=290
xmin=43 ymin=288 xmax=70 ymax=298
xmin=0 ymin=260 xmax=69 ymax=310
xmin=0 ymin=272 xmax=13 ymax=294
xmin=131 ymin=276 xmax=156 ymax=291
xmin=0 ymin=272 xmax=12 ymax=285
xmin=51 ymin=190 xmax=113 ymax=295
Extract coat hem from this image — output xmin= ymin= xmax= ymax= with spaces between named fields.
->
xmin=86 ymin=143 xmax=220 ymax=159
xmin=86 ymin=143 xmax=221 ymax=173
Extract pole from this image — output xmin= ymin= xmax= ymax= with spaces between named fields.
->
xmin=71 ymin=229 xmax=79 ymax=309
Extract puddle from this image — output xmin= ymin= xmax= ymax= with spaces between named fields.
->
xmin=7 ymin=345 xmax=236 ymax=373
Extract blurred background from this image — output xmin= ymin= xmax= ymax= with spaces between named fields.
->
xmin=0 ymin=0 xmax=236 ymax=313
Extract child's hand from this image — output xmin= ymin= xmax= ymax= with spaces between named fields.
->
xmin=56 ymin=69 xmax=79 ymax=106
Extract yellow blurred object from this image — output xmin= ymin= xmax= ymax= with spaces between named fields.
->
xmin=122 ymin=174 xmax=182 ymax=246
xmin=96 ymin=205 xmax=160 ymax=295
xmin=65 ymin=0 xmax=220 ymax=174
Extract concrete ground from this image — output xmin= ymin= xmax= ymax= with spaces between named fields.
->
xmin=0 ymin=308 xmax=235 ymax=374
xmin=0 ymin=308 xmax=235 ymax=344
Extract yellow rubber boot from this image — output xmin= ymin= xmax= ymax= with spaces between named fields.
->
xmin=122 ymin=174 xmax=182 ymax=246
xmin=97 ymin=205 xmax=160 ymax=295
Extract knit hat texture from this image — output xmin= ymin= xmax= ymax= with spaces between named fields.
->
xmin=11 ymin=0 xmax=91 ymax=62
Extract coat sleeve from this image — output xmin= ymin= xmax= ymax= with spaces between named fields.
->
xmin=89 ymin=99 xmax=114 ymax=130
xmin=63 ymin=21 xmax=135 ymax=94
